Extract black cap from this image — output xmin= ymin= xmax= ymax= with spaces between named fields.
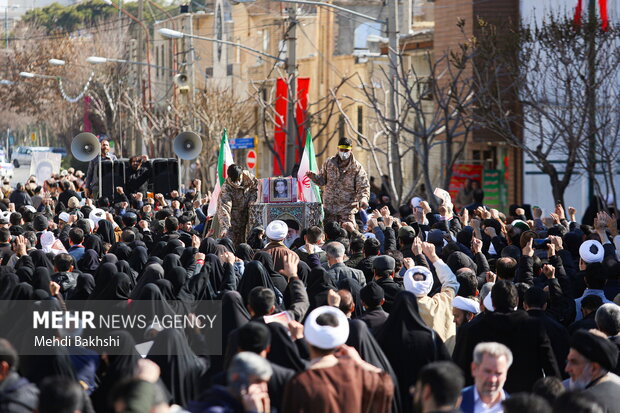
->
xmin=570 ymin=330 xmax=619 ymax=371
xmin=122 ymin=212 xmax=138 ymax=226
xmin=360 ymin=282 xmax=384 ymax=307
xmin=238 ymin=321 xmax=271 ymax=354
xmin=33 ymin=215 xmax=49 ymax=232
xmin=338 ymin=137 xmax=353 ymax=147
xmin=373 ymin=255 xmax=395 ymax=271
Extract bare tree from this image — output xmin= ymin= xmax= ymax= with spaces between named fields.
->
xmin=341 ymin=43 xmax=479 ymax=207
xmin=471 ymin=15 xmax=620 ymax=206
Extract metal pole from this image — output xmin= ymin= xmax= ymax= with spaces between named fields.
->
xmin=98 ymin=155 xmax=102 ymax=199
xmin=285 ymin=5 xmax=297 ymax=175
xmin=4 ymin=7 xmax=8 ymax=49
xmin=136 ymin=0 xmax=144 ymax=156
xmin=586 ymin=0 xmax=596 ymax=201
xmin=387 ymin=0 xmax=402 ymax=191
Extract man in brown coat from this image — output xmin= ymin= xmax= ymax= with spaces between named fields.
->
xmin=306 ymin=137 xmax=370 ymax=227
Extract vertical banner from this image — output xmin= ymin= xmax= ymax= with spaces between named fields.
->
xmin=295 ymin=78 xmax=310 ymax=163
xmin=273 ymin=79 xmax=288 ymax=176
xmin=448 ymin=164 xmax=484 ymax=199
xmin=31 ymin=152 xmax=61 ymax=185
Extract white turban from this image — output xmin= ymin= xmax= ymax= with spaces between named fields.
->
xmin=579 ymin=240 xmax=604 ymax=264
xmin=266 ymin=220 xmax=288 ymax=241
xmin=304 ymin=306 xmax=350 ymax=350
xmin=59 ymin=212 xmax=71 ymax=223
xmin=89 ymin=208 xmax=106 ymax=227
xmin=404 ymin=266 xmax=434 ymax=298
xmin=453 ymin=296 xmax=480 ymax=314
xmin=483 ymin=292 xmax=495 ymax=312
xmin=410 ymin=197 xmax=422 ymax=209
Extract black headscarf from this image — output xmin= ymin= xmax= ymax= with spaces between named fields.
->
xmin=29 ymin=250 xmax=54 ymax=273
xmin=90 ymin=330 xmax=141 ymax=410
xmin=154 ymin=279 xmax=176 ymax=301
xmin=11 ymin=282 xmax=34 ymax=300
xmin=166 ymin=266 xmax=188 ymax=297
xmin=346 ymin=319 xmax=402 ymax=413
xmin=0 ymin=271 xmax=18 ymax=301
xmin=117 ymin=260 xmax=137 ymax=287
xmin=78 ymin=249 xmax=100 ymax=274
xmin=253 ymin=251 xmax=287 ymax=293
xmin=199 ymin=238 xmax=218 ymax=255
xmin=68 ymin=273 xmax=96 ymax=300
xmin=205 ymin=254 xmax=226 ymax=293
xmin=133 ymin=283 xmax=176 ymax=326
xmin=91 ymin=262 xmax=119 ymax=300
xmin=97 ymin=220 xmax=116 ymax=244
xmin=235 ymin=243 xmax=254 ymax=263
xmin=147 ymin=329 xmax=207 ymax=407
xmin=130 ymin=263 xmax=164 ymax=299
xmin=128 ymin=245 xmax=148 ymax=274
xmin=163 ymin=254 xmax=183 ymax=274
xmin=165 ymin=239 xmax=185 ymax=257
xmin=96 ymin=272 xmax=132 ymax=301
xmin=337 ymin=277 xmax=364 ymax=319
xmin=110 ymin=242 xmax=132 ymax=262
xmin=218 ymin=238 xmax=236 ymax=254
xmin=16 ymin=266 xmax=33 ymax=284
xmin=237 ymin=261 xmax=280 ymax=306
xmin=84 ymin=233 xmax=104 ymax=257
xmin=32 ymin=267 xmax=51 ymax=295
xmin=306 ymin=267 xmax=337 ymax=311
xmin=101 ymin=254 xmax=118 ymax=265
xmin=375 ymin=291 xmax=451 ymax=413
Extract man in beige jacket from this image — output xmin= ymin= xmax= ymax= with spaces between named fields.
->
xmin=403 ymin=239 xmax=460 ymax=353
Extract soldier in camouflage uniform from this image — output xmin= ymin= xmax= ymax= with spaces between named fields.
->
xmin=307 ymin=137 xmax=370 ymax=227
xmin=217 ymin=164 xmax=258 ymax=245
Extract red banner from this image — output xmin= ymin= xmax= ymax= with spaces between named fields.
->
xmin=295 ymin=78 xmax=310 ymax=161
xmin=84 ymin=96 xmax=92 ymax=132
xmin=448 ymin=164 xmax=484 ymax=200
xmin=273 ymin=79 xmax=288 ymax=176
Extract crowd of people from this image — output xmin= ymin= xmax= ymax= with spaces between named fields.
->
xmin=0 ymin=144 xmax=619 ymax=413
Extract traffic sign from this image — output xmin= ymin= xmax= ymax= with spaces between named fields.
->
xmin=246 ymin=149 xmax=257 ymax=170
xmin=230 ymin=137 xmax=255 ymax=149
xmin=31 ymin=132 xmax=36 ymax=142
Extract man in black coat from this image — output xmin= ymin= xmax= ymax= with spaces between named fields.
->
xmin=372 ymin=255 xmax=403 ymax=313
xmin=356 ymin=237 xmax=380 ymax=283
xmin=453 ymin=280 xmax=561 ymax=392
xmin=57 ymin=180 xmax=81 ymax=210
xmin=8 ymin=183 xmax=32 ymax=210
xmin=524 ymin=286 xmax=570 ymax=373
xmin=125 ymin=155 xmax=152 ymax=196
xmin=359 ymin=282 xmax=389 ymax=332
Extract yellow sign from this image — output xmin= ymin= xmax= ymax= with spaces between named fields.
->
xmin=31 ymin=132 xmax=36 ymax=142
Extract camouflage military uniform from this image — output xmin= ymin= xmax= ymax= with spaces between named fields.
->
xmin=217 ymin=171 xmax=258 ymax=245
xmin=309 ymin=154 xmax=370 ymax=226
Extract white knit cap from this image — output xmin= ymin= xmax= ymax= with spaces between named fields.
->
xmin=579 ymin=240 xmax=604 ymax=264
xmin=403 ymin=266 xmax=434 ymax=298
xmin=453 ymin=296 xmax=480 ymax=314
xmin=304 ymin=306 xmax=350 ymax=350
xmin=265 ymin=220 xmax=288 ymax=241
xmin=58 ymin=212 xmax=71 ymax=223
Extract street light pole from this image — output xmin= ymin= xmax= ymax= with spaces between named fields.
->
xmin=586 ymin=0 xmax=596 ymax=201
xmin=386 ymin=0 xmax=401 ymax=192
xmin=285 ymin=5 xmax=297 ymax=175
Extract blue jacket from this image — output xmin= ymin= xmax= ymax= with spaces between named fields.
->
xmin=460 ymin=385 xmax=508 ymax=413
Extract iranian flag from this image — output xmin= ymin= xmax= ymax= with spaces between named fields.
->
xmin=297 ymin=130 xmax=322 ymax=203
xmin=207 ymin=129 xmax=234 ymax=216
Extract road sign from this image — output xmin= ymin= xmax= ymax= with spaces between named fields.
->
xmin=246 ymin=150 xmax=257 ymax=170
xmin=229 ymin=137 xmax=255 ymax=149
xmin=31 ymin=132 xmax=36 ymax=142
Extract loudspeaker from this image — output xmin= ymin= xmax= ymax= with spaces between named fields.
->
xmin=173 ymin=131 xmax=202 ymax=160
xmin=71 ymin=133 xmax=100 ymax=162
xmin=100 ymin=159 xmax=128 ymax=200
xmin=151 ymin=158 xmax=179 ymax=197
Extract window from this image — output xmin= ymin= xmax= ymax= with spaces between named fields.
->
xmin=354 ymin=22 xmax=382 ymax=50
